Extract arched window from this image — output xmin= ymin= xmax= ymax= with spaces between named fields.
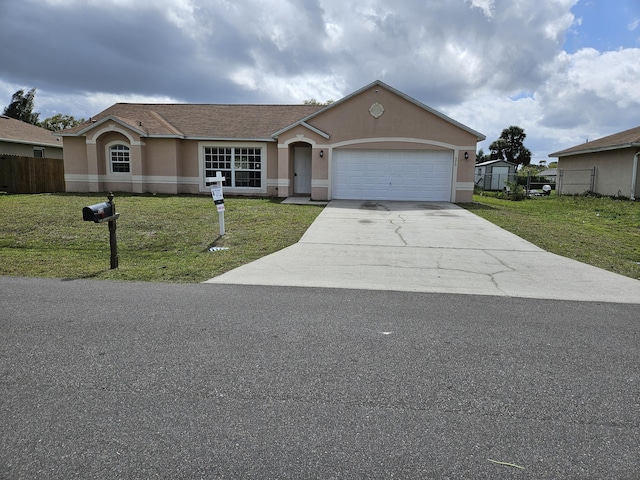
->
xmin=109 ymin=144 xmax=130 ymax=173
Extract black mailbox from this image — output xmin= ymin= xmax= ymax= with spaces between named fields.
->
xmin=83 ymin=202 xmax=116 ymax=223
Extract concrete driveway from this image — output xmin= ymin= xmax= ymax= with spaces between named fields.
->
xmin=206 ymin=200 xmax=640 ymax=304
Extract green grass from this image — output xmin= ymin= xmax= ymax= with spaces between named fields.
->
xmin=0 ymin=193 xmax=324 ymax=283
xmin=2 ymin=192 xmax=639 ymax=283
xmin=462 ymin=194 xmax=640 ymax=280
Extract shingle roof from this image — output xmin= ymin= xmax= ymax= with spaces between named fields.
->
xmin=0 ymin=114 xmax=62 ymax=147
xmin=549 ymin=125 xmax=640 ymax=157
xmin=63 ymin=103 xmax=326 ymax=139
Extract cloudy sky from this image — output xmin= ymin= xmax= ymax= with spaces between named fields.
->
xmin=1 ymin=0 xmax=639 ymax=162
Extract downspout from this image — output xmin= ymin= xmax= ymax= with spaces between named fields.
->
xmin=632 ymin=151 xmax=639 ymax=201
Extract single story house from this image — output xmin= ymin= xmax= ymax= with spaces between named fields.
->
xmin=474 ymin=159 xmax=517 ymax=191
xmin=0 ymin=114 xmax=63 ymax=159
xmin=60 ymin=80 xmax=485 ymax=202
xmin=549 ymin=126 xmax=640 ymax=200
xmin=538 ymin=168 xmax=557 ymax=180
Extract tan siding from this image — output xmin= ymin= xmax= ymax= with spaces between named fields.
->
xmin=559 ymin=149 xmax=635 ymax=196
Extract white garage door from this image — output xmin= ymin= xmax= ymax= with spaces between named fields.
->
xmin=332 ymin=149 xmax=453 ymax=201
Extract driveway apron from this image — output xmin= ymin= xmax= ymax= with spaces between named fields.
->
xmin=205 ymin=200 xmax=640 ymax=304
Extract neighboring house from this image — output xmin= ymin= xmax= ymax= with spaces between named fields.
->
xmin=60 ymin=80 xmax=485 ymax=203
xmin=474 ymin=159 xmax=517 ymax=191
xmin=0 ymin=114 xmax=63 ymax=159
xmin=538 ymin=168 xmax=557 ymax=180
xmin=549 ymin=126 xmax=640 ymax=200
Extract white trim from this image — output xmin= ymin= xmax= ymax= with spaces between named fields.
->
xmin=300 ymin=122 xmax=330 ymax=139
xmin=65 ymin=173 xmax=100 ymax=183
xmin=455 ymin=182 xmax=475 ymax=191
xmin=272 ymin=178 xmax=290 ymax=188
xmin=279 ymin=135 xmax=318 ymax=148
xmin=86 ymin=123 xmax=142 ymax=145
xmin=73 ymin=115 xmax=147 ymax=138
xmin=311 ymin=179 xmax=329 ymax=188
xmin=131 ymin=175 xmax=199 ymax=184
xmin=272 ymin=121 xmax=330 ymax=139
xmin=331 ymin=137 xmax=459 ymax=150
xmin=65 ymin=174 xmax=201 ymax=185
xmin=105 ymin=140 xmax=132 ymax=176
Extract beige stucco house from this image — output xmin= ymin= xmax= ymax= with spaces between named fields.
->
xmin=549 ymin=126 xmax=640 ymax=200
xmin=61 ymin=80 xmax=485 ymax=202
xmin=0 ymin=114 xmax=63 ymax=159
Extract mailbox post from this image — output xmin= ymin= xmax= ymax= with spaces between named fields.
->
xmin=82 ymin=192 xmax=120 ymax=269
xmin=107 ymin=193 xmax=118 ymax=269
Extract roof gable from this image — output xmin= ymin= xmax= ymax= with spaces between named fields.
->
xmin=275 ymin=80 xmax=486 ymax=141
xmin=550 ymin=125 xmax=640 ymax=157
xmin=0 ymin=114 xmax=62 ymax=148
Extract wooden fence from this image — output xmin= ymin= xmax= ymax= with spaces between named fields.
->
xmin=0 ymin=155 xmax=65 ymax=193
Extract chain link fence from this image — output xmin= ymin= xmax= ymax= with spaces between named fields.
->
xmin=474 ymin=173 xmax=516 ymax=192
xmin=557 ymin=167 xmax=596 ymax=196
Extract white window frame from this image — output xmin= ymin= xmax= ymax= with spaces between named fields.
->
xmin=198 ymin=141 xmax=267 ymax=194
xmin=106 ymin=142 xmax=131 ymax=174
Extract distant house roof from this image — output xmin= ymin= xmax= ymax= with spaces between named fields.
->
xmin=61 ymin=103 xmax=326 ymax=140
xmin=475 ymin=159 xmax=518 ymax=167
xmin=539 ymin=168 xmax=557 ymax=177
xmin=549 ymin=125 xmax=640 ymax=157
xmin=0 ymin=114 xmax=62 ymax=148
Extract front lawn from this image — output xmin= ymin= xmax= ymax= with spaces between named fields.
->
xmin=462 ymin=194 xmax=640 ymax=280
xmin=0 ymin=193 xmax=324 ymax=283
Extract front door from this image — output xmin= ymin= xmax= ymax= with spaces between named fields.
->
xmin=294 ymin=147 xmax=312 ymax=195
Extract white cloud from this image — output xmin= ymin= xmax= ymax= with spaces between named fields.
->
xmin=1 ymin=0 xmax=638 ymax=161
xmin=466 ymin=0 xmax=495 ymax=19
xmin=538 ymin=48 xmax=640 ymax=128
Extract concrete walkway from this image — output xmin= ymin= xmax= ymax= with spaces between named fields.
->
xmin=206 ymin=200 xmax=640 ymax=304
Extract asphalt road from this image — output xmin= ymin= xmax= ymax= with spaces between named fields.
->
xmin=1 ymin=277 xmax=639 ymax=479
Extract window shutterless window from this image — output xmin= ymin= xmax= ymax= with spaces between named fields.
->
xmin=110 ymin=144 xmax=131 ymax=173
xmin=204 ymin=146 xmax=261 ymax=188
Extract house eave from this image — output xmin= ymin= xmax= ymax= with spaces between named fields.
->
xmin=187 ymin=136 xmax=276 ymax=143
xmin=271 ymin=121 xmax=330 ymax=140
xmin=0 ymin=137 xmax=63 ymax=148
xmin=550 ymin=142 xmax=640 ymax=158
xmin=60 ymin=115 xmax=147 ymax=137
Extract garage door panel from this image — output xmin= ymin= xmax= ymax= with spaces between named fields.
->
xmin=332 ymin=149 xmax=453 ymax=201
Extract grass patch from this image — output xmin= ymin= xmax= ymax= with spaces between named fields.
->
xmin=462 ymin=194 xmax=640 ymax=280
xmin=0 ymin=193 xmax=324 ymax=283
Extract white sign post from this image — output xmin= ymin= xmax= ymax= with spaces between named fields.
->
xmin=206 ymin=172 xmax=226 ymax=236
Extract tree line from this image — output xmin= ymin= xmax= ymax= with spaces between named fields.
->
xmin=2 ymin=88 xmax=84 ymax=132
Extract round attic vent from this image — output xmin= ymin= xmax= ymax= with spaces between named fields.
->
xmin=369 ymin=102 xmax=384 ymax=119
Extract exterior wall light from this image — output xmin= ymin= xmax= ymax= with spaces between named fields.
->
xmin=464 ymin=152 xmax=469 ymax=160
xmin=319 ymin=150 xmax=324 ymax=158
